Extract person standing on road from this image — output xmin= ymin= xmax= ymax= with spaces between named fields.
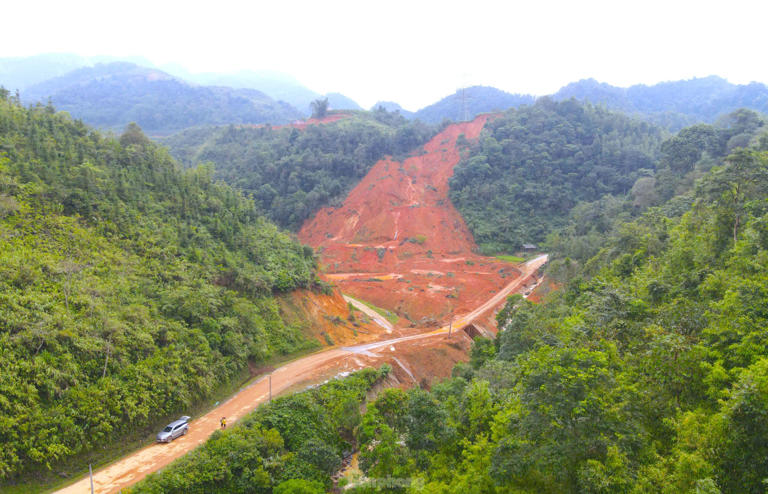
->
xmin=220 ymin=417 xmax=227 ymax=430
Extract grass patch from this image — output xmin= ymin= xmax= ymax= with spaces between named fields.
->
xmin=346 ymin=296 xmax=400 ymax=325
xmin=496 ymin=254 xmax=525 ymax=263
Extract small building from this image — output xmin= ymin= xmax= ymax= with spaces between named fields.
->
xmin=522 ymin=243 xmax=538 ymax=252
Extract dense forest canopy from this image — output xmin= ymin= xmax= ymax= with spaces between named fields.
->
xmin=546 ymin=108 xmax=767 ymax=266
xmin=354 ymin=149 xmax=768 ymax=493
xmin=449 ymin=98 xmax=665 ymax=254
xmin=554 ymin=76 xmax=768 ymax=131
xmin=0 ymin=91 xmax=318 ymax=482
xmin=162 ymin=109 xmax=436 ymax=230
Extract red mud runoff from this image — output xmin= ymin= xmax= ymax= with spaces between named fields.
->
xmin=299 ymin=115 xmax=519 ymax=325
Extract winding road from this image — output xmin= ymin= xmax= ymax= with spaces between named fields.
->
xmin=55 ymin=255 xmax=547 ymax=494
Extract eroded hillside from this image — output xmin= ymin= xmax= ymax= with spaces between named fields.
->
xmin=299 ymin=115 xmax=528 ymax=325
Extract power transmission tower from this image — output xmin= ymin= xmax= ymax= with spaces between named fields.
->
xmin=459 ymin=86 xmax=470 ymax=122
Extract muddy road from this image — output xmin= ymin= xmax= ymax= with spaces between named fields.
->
xmin=54 ymin=256 xmax=546 ymax=494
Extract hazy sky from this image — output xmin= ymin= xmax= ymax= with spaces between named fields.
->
xmin=3 ymin=0 xmax=766 ymax=110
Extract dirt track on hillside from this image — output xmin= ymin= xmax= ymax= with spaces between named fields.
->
xmin=55 ymin=256 xmax=545 ymax=494
xmin=56 ymin=115 xmax=548 ymax=493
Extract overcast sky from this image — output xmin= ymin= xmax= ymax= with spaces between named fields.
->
xmin=3 ymin=0 xmax=766 ymax=110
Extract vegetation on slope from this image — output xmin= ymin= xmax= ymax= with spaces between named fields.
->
xmin=128 ymin=366 xmax=389 ymax=494
xmin=0 ymin=91 xmax=317 ymax=481
xmin=356 ymin=146 xmax=768 ymax=493
xmin=547 ymin=108 xmax=766 ymax=267
xmin=162 ymin=108 xmax=435 ymax=230
xmin=449 ymin=98 xmax=665 ymax=253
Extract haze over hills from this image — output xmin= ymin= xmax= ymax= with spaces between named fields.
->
xmin=370 ymin=100 xmax=415 ymax=118
xmin=413 ymin=86 xmax=536 ymax=123
xmin=4 ymin=54 xmax=768 ymax=135
xmin=20 ymin=62 xmax=303 ymax=134
xmin=553 ymin=76 xmax=768 ymax=130
xmin=0 ymin=53 xmax=155 ymax=91
xmin=158 ymin=66 xmax=322 ymax=113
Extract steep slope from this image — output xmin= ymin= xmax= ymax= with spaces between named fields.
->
xmin=161 ymin=110 xmax=435 ymax=230
xmin=299 ymin=115 xmax=524 ymax=323
xmin=21 ymin=62 xmax=302 ymax=134
xmin=449 ymin=98 xmax=664 ymax=253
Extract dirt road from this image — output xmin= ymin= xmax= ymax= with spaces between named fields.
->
xmin=55 ymin=255 xmax=546 ymax=494
xmin=343 ymin=295 xmax=394 ymax=333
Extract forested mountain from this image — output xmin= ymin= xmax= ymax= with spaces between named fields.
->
xmin=159 ymin=67 xmax=322 ymax=115
xmin=0 ymin=92 xmax=318 ymax=483
xmin=356 ymin=145 xmax=768 ymax=493
xmin=554 ymin=76 xmax=768 ymax=130
xmin=326 ymin=92 xmax=362 ymax=111
xmin=0 ymin=53 xmax=155 ymax=92
xmin=414 ymin=86 xmax=535 ymax=123
xmin=449 ymin=98 xmax=665 ymax=253
xmin=19 ymin=62 xmax=303 ymax=135
xmin=371 ymin=101 xmax=415 ymax=119
xmin=162 ymin=109 xmax=435 ymax=230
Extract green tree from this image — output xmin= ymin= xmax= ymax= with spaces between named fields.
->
xmin=310 ymin=98 xmax=329 ymax=119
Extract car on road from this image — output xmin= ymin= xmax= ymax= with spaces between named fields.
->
xmin=156 ymin=416 xmax=190 ymax=443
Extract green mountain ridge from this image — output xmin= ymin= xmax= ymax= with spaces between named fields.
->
xmin=449 ymin=98 xmax=666 ymax=253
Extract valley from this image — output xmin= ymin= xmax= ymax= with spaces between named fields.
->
xmin=2 ymin=46 xmax=768 ymax=492
xmin=53 ymin=112 xmax=548 ymax=494
xmin=54 ymin=256 xmax=545 ymax=494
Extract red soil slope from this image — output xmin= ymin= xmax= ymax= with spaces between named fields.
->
xmin=299 ymin=115 xmax=519 ymax=324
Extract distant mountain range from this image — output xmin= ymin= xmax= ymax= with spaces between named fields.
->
xmin=3 ymin=54 xmax=768 ymax=134
xmin=19 ymin=62 xmax=303 ymax=135
xmin=371 ymin=101 xmax=415 ymax=118
xmin=156 ymin=67 xmax=364 ymax=115
xmin=411 ymin=86 xmax=535 ymax=123
xmin=0 ymin=54 xmax=364 ymax=131
xmin=0 ymin=53 xmax=155 ymax=92
xmin=552 ymin=76 xmax=768 ymax=130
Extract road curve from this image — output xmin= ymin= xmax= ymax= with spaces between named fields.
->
xmin=55 ymin=255 xmax=547 ymax=494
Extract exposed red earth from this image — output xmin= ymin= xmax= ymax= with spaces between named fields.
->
xmin=53 ymin=115 xmax=550 ymax=493
xmin=54 ymin=256 xmax=545 ymax=494
xmin=298 ymin=114 xmax=520 ymax=327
